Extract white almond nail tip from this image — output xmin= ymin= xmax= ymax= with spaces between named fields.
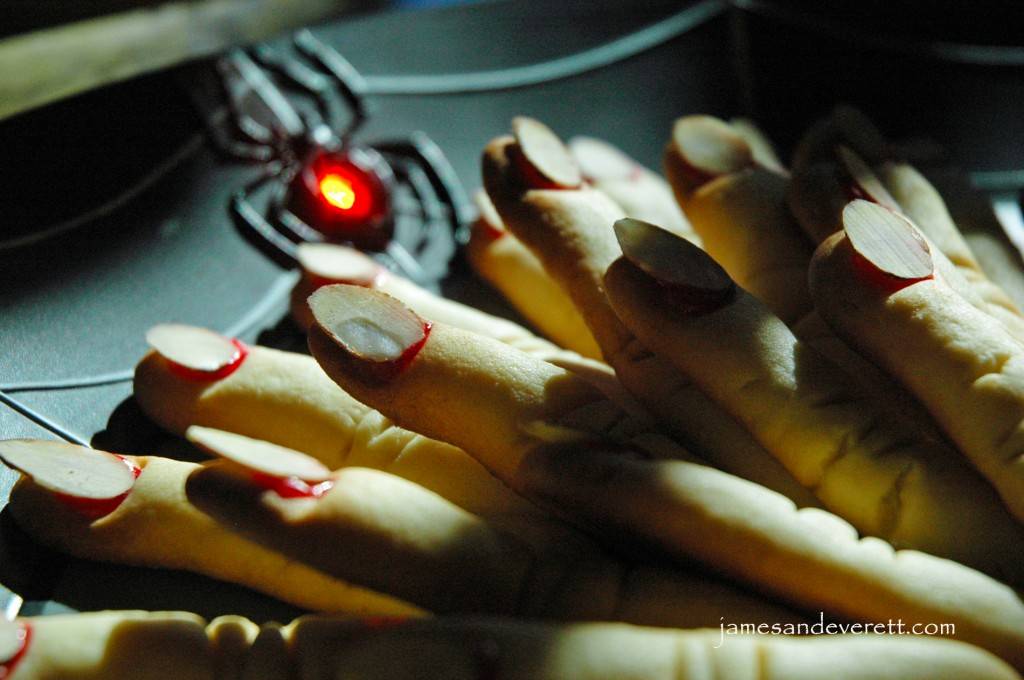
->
xmin=186 ymin=426 xmax=330 ymax=482
xmin=0 ymin=439 xmax=135 ymax=500
xmin=146 ymin=324 xmax=240 ymax=373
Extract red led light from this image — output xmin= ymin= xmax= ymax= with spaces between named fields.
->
xmin=317 ymin=167 xmax=375 ymax=222
xmin=320 ymin=174 xmax=357 ymax=210
xmin=288 ymin=148 xmax=393 ymax=250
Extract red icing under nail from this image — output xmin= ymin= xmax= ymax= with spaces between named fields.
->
xmin=475 ymin=218 xmax=506 ymax=241
xmin=54 ymin=456 xmax=142 ymax=519
xmin=167 ymin=339 xmax=249 ymax=382
xmin=398 ymin=321 xmax=432 ymax=373
xmin=249 ymin=471 xmax=335 ymax=499
xmin=0 ymin=621 xmax=31 ymax=680
xmin=851 ymin=249 xmax=933 ymax=293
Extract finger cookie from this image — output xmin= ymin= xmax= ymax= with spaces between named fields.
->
xmin=135 ymin=324 xmax=540 ymax=519
xmin=185 ymin=426 xmax=800 ymax=626
xmin=789 ymin=108 xmax=1024 ymax=328
xmin=602 ymin=217 xmax=1024 ymax=583
xmin=810 ymin=199 xmax=1024 ymax=525
xmin=290 ymin=242 xmax=599 ymax=366
xmin=664 ymin=115 xmax=813 ymax=324
xmin=9 ymin=611 xmax=1018 ymax=680
xmin=466 ymin=190 xmax=603 ymax=359
xmin=303 ymin=282 xmax=1024 ymax=671
xmin=0 ymin=439 xmax=420 ymax=616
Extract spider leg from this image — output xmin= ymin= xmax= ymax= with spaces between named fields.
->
xmin=375 ymin=132 xmax=474 ymax=241
xmin=252 ymin=44 xmax=345 ymax=143
xmin=231 ymin=166 xmax=301 ymax=269
xmin=293 ymin=29 xmax=370 ymax=140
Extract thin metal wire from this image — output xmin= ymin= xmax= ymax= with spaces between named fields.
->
xmin=361 ymin=0 xmax=728 ymax=95
xmin=0 ymin=272 xmax=297 ymax=393
xmin=0 ymin=391 xmax=88 ymax=446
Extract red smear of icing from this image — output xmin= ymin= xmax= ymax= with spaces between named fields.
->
xmin=54 ymin=456 xmax=142 ymax=520
xmin=308 ymin=269 xmax=387 ymax=292
xmin=0 ymin=621 xmax=31 ymax=680
xmin=851 ymin=249 xmax=932 ymax=294
xmin=395 ymin=321 xmax=432 ymax=375
xmin=167 ymin=339 xmax=248 ymax=382
xmin=249 ymin=472 xmax=335 ymax=499
xmin=475 ymin=218 xmax=506 ymax=241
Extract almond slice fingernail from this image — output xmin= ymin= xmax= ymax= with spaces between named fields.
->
xmin=309 ymin=284 xmax=432 ymax=382
xmin=146 ymin=324 xmax=248 ymax=381
xmin=837 ymin=145 xmax=899 ymax=210
xmin=0 ymin=619 xmax=30 ymax=675
xmin=187 ymin=426 xmax=330 ymax=481
xmin=0 ymin=439 xmax=140 ymax=517
xmin=842 ymin=199 xmax=933 ymax=291
xmin=614 ymin=217 xmax=735 ymax=313
xmin=511 ymin=116 xmax=582 ymax=189
xmin=297 ymin=243 xmax=386 ymax=289
xmin=186 ymin=426 xmax=334 ymax=499
xmin=670 ymin=115 xmax=754 ymax=186
xmin=568 ymin=136 xmax=640 ymax=182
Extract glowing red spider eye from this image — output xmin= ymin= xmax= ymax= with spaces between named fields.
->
xmin=314 ymin=166 xmax=376 ymax=222
xmin=320 ymin=174 xmax=356 ymax=210
xmin=288 ymin=148 xmax=394 ymax=250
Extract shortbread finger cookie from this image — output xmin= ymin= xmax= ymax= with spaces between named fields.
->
xmin=135 ymin=325 xmax=541 ymax=520
xmin=810 ymin=200 xmax=1024 ymax=524
xmin=788 ymin=145 xmax=1024 ymax=339
xmin=290 ymin=243 xmax=597 ymax=366
xmin=467 ymin=191 xmax=603 ymax=359
xmin=665 ymin=115 xmax=814 ymax=324
xmin=302 ymin=282 xmax=1024 ymax=671
xmin=873 ymin=158 xmax=1021 ymax=320
xmin=567 ymin=135 xmax=699 ymax=243
xmin=602 ymin=218 xmax=1024 ymax=584
xmin=10 ymin=611 xmax=1018 ymax=680
xmin=517 ymin=445 xmax=1024 ymax=672
xmin=790 ymin=108 xmax=1024 ymax=319
xmin=185 ymin=428 xmax=801 ymax=626
xmin=0 ymin=440 xmax=420 ymax=616
xmin=481 ymin=118 xmax=817 ymax=507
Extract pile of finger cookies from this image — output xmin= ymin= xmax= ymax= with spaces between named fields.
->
xmin=2 ymin=107 xmax=1024 ymax=679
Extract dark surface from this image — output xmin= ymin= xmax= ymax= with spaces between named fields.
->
xmin=0 ymin=0 xmax=733 ymax=620
xmin=733 ymin=1 xmax=1024 ymax=174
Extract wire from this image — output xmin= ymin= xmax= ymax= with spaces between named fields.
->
xmin=0 ymin=271 xmax=297 ymax=393
xmin=0 ymin=133 xmax=206 ymax=252
xmin=362 ymin=0 xmax=727 ymax=95
xmin=0 ymin=390 xmax=89 ymax=446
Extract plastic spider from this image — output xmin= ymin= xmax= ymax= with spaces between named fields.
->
xmin=189 ymin=30 xmax=471 ymax=287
